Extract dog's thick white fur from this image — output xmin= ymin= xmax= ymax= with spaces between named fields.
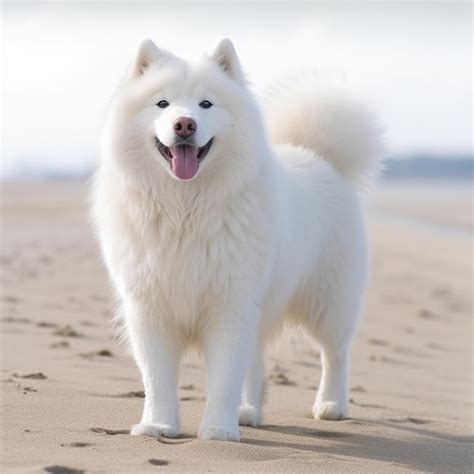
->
xmin=92 ymin=38 xmax=382 ymax=441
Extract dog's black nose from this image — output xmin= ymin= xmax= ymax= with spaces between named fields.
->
xmin=174 ymin=117 xmax=196 ymax=138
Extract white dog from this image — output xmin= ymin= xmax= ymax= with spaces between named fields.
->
xmin=92 ymin=38 xmax=382 ymax=441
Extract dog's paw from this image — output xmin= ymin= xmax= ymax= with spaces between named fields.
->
xmin=313 ymin=401 xmax=347 ymax=420
xmin=238 ymin=405 xmax=262 ymax=427
xmin=130 ymin=422 xmax=178 ymax=438
xmin=198 ymin=425 xmax=239 ymax=441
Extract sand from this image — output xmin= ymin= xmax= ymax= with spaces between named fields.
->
xmin=1 ymin=181 xmax=472 ymax=473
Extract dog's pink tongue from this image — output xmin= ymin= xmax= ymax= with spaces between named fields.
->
xmin=171 ymin=145 xmax=198 ymax=180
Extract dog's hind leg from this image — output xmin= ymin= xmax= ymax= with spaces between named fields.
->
xmin=312 ymin=339 xmax=349 ymax=420
xmin=239 ymin=340 xmax=264 ymax=427
xmin=304 ymin=297 xmax=361 ymax=421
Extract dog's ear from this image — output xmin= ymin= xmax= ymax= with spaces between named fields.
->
xmin=210 ymin=38 xmax=244 ymax=83
xmin=132 ymin=39 xmax=166 ymax=77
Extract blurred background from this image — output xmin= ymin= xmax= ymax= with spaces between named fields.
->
xmin=2 ymin=1 xmax=473 ymax=182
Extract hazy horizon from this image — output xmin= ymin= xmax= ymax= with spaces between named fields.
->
xmin=2 ymin=2 xmax=472 ymax=179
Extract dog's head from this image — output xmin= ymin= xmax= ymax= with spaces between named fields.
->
xmin=108 ymin=39 xmax=262 ymax=183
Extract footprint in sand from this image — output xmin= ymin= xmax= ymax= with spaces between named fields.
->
xmin=113 ymin=390 xmax=200 ymax=404
xmin=387 ymin=417 xmax=431 ymax=425
xmin=52 ymin=325 xmax=83 ymax=338
xmin=392 ymin=346 xmax=428 ymax=359
xmin=39 ymin=255 xmax=52 ymax=266
xmin=418 ymin=309 xmax=437 ymax=320
xmin=406 ymin=417 xmax=430 ymax=425
xmin=44 ymin=465 xmax=85 ymax=474
xmin=24 ymin=270 xmax=38 ymax=279
xmin=13 ymin=372 xmax=47 ymax=380
xmin=148 ymin=459 xmax=170 ymax=466
xmin=50 ymin=341 xmax=70 ymax=349
xmin=368 ymin=338 xmax=389 ymax=346
xmin=0 ymin=255 xmax=13 ymax=265
xmin=3 ymin=295 xmax=19 ymax=304
xmin=306 ymin=429 xmax=347 ymax=438
xmin=350 ymin=385 xmax=367 ymax=393
xmin=349 ymin=398 xmax=385 ymax=409
xmin=90 ymin=427 xmax=130 ymax=435
xmin=115 ymin=390 xmax=145 ymax=398
xmin=369 ymin=355 xmax=404 ymax=365
xmin=1 ymin=316 xmax=31 ymax=324
xmin=268 ymin=366 xmax=297 ymax=386
xmin=37 ymin=321 xmax=59 ymax=328
xmin=79 ymin=349 xmax=113 ymax=359
xmin=79 ymin=320 xmax=96 ymax=327
xmin=62 ymin=442 xmax=95 ymax=448
xmin=180 ymin=396 xmax=205 ymax=402
xmin=431 ymin=285 xmax=451 ymax=299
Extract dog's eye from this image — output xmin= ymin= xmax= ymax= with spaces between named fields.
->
xmin=199 ymin=100 xmax=213 ymax=109
xmin=156 ymin=100 xmax=169 ymax=109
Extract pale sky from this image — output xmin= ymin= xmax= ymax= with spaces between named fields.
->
xmin=2 ymin=1 xmax=472 ymax=178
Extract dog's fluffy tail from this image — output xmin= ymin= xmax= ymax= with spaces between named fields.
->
xmin=265 ymin=78 xmax=384 ymax=187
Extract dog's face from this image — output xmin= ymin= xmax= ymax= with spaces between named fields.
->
xmin=113 ymin=39 xmax=253 ymax=182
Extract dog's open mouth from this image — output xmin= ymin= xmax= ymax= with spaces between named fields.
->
xmin=155 ymin=138 xmax=213 ymax=180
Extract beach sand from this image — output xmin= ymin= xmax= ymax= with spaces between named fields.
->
xmin=1 ymin=182 xmax=472 ymax=473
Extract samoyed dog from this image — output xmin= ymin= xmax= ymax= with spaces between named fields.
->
xmin=92 ymin=38 xmax=382 ymax=441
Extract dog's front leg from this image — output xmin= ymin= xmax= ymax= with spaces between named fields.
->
xmin=198 ymin=307 xmax=258 ymax=441
xmin=124 ymin=299 xmax=182 ymax=438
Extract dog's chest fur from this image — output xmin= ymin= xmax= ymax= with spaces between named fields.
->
xmin=106 ymin=181 xmax=271 ymax=327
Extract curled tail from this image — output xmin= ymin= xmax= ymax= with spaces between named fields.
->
xmin=265 ymin=78 xmax=384 ymax=187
